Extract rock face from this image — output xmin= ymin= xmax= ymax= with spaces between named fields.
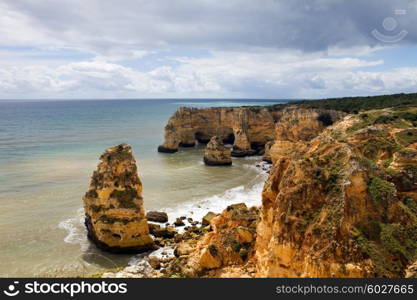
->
xmin=158 ymin=106 xmax=345 ymax=157
xmin=173 ymin=203 xmax=259 ymax=277
xmin=83 ymin=143 xmax=155 ymax=253
xmin=165 ymin=107 xmax=416 ymax=278
xmin=256 ymin=107 xmax=417 ymax=277
xmin=203 ymin=136 xmax=232 ymax=166
xmin=157 ymin=106 xmax=274 ymax=156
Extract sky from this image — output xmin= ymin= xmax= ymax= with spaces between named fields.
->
xmin=0 ymin=0 xmax=417 ymax=99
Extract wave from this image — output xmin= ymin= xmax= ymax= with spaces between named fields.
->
xmin=58 ymin=208 xmax=89 ymax=251
xmin=164 ymin=168 xmax=268 ymax=229
xmin=58 ymin=162 xmax=269 ymax=245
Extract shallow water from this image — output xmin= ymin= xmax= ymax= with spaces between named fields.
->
xmin=0 ymin=99 xmax=285 ymax=277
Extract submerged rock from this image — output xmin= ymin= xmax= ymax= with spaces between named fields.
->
xmin=146 ymin=211 xmax=168 ymax=223
xmin=83 ymin=143 xmax=155 ymax=253
xmin=203 ymin=136 xmax=232 ymax=166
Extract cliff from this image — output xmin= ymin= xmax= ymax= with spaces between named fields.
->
xmin=256 ymin=107 xmax=417 ymax=277
xmin=97 ymin=104 xmax=417 ymax=278
xmin=83 ymin=143 xmax=155 ymax=253
xmin=148 ymin=106 xmax=417 ymax=278
xmin=158 ymin=106 xmax=345 ymax=157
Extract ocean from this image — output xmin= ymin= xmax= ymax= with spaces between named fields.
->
xmin=0 ymin=99 xmax=286 ymax=277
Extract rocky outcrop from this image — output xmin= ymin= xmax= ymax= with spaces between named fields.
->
xmin=169 ymin=203 xmax=259 ymax=277
xmin=256 ymin=108 xmax=417 ymax=277
xmin=203 ymin=136 xmax=232 ymax=166
xmin=158 ymin=106 xmax=345 ymax=157
xmin=262 ymin=141 xmax=274 ymax=163
xmin=157 ymin=106 xmax=272 ymax=155
xmin=83 ymin=143 xmax=155 ymax=253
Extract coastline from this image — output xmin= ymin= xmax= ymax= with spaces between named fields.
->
xmin=62 ymin=157 xmax=270 ymax=278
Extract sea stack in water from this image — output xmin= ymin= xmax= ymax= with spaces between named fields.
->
xmin=204 ymin=136 xmax=232 ymax=166
xmin=83 ymin=143 xmax=155 ymax=253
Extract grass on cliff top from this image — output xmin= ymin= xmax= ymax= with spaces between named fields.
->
xmin=347 ymin=109 xmax=416 ymax=134
xmin=290 ymin=92 xmax=417 ymax=113
xmin=396 ymin=129 xmax=417 ymax=147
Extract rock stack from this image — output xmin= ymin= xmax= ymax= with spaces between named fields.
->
xmin=83 ymin=143 xmax=155 ymax=253
xmin=262 ymin=141 xmax=273 ymax=163
xmin=203 ymin=136 xmax=232 ymax=166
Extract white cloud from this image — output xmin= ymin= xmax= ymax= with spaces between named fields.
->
xmin=0 ymin=50 xmax=415 ymax=99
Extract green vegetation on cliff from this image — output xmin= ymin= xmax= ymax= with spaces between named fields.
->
xmin=291 ymin=92 xmax=417 ymax=113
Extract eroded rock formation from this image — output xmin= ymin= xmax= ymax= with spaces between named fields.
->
xmin=157 ymin=106 xmax=274 ymax=155
xmin=83 ymin=143 xmax=155 ymax=253
xmin=158 ymin=106 xmax=345 ymax=157
xmin=256 ymin=108 xmax=417 ymax=277
xmin=170 ymin=203 xmax=259 ymax=277
xmin=203 ymin=136 xmax=232 ymax=166
xmin=98 ymin=106 xmax=417 ymax=278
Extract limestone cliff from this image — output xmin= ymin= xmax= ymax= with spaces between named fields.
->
xmin=83 ymin=143 xmax=155 ymax=253
xmin=158 ymin=106 xmax=345 ymax=157
xmin=154 ymin=107 xmax=417 ymax=278
xmin=99 ymin=105 xmax=416 ymax=278
xmin=204 ymin=136 xmax=232 ymax=166
xmin=256 ymin=107 xmax=417 ymax=277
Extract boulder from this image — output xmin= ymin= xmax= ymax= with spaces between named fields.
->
xmin=202 ymin=212 xmax=217 ymax=226
xmin=203 ymin=136 xmax=232 ymax=166
xmin=82 ymin=143 xmax=155 ymax=253
xmin=146 ymin=211 xmax=168 ymax=223
xmin=199 ymin=245 xmax=222 ymax=269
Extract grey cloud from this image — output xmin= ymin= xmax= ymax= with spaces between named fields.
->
xmin=3 ymin=0 xmax=417 ymax=55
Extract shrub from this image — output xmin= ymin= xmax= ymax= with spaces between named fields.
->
xmin=317 ymin=113 xmax=334 ymax=126
xmin=368 ymin=177 xmax=396 ymax=203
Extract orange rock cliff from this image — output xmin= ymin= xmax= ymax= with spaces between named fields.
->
xmin=93 ymin=104 xmax=417 ymax=278
xmin=154 ymin=105 xmax=417 ymax=278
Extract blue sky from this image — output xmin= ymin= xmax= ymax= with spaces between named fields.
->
xmin=0 ymin=0 xmax=416 ymax=99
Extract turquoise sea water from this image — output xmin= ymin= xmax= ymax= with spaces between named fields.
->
xmin=0 ymin=99 xmax=286 ymax=277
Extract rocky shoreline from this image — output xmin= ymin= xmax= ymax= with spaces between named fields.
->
xmin=91 ymin=159 xmax=270 ymax=278
xmin=82 ymin=102 xmax=417 ymax=278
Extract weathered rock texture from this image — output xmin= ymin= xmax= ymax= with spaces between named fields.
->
xmin=256 ymin=107 xmax=417 ymax=277
xmin=83 ymin=143 xmax=155 ymax=253
xmin=158 ymin=106 xmax=345 ymax=157
xmin=157 ymin=107 xmax=417 ymax=278
xmin=262 ymin=141 xmax=274 ymax=163
xmin=171 ymin=203 xmax=259 ymax=277
xmin=204 ymin=136 xmax=232 ymax=166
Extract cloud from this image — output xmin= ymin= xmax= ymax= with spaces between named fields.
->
xmin=0 ymin=0 xmax=416 ymax=98
xmin=2 ymin=0 xmax=417 ymax=56
xmin=2 ymin=50 xmax=416 ymax=99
